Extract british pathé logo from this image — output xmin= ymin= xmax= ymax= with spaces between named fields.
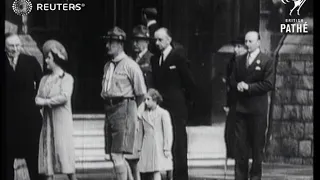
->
xmin=281 ymin=0 xmax=307 ymax=16
xmin=280 ymin=0 xmax=308 ymax=33
xmin=12 ymin=0 xmax=32 ymax=16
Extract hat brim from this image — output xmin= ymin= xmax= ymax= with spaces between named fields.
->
xmin=131 ymin=36 xmax=152 ymax=40
xmin=101 ymin=35 xmax=126 ymax=41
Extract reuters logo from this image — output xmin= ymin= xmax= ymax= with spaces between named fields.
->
xmin=12 ymin=0 xmax=32 ymax=16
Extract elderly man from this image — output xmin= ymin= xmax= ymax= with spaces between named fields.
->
xmin=101 ymin=27 xmax=147 ymax=180
xmin=5 ymin=33 xmax=43 ymax=180
xmin=131 ymin=24 xmax=154 ymax=88
xmin=151 ymin=27 xmax=196 ymax=180
xmin=230 ymin=31 xmax=275 ymax=180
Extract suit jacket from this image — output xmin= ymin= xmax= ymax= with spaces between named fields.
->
xmin=5 ymin=54 xmax=43 ymax=152
xmin=148 ymin=22 xmax=160 ymax=38
xmin=151 ymin=46 xmax=196 ymax=121
xmin=230 ymin=51 xmax=275 ymax=115
xmin=136 ymin=50 xmax=154 ymax=88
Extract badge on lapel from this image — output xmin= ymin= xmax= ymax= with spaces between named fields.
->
xmin=256 ymin=60 xmax=261 ymax=64
xmin=169 ymin=65 xmax=176 ymax=69
xmin=255 ymin=66 xmax=261 ymax=71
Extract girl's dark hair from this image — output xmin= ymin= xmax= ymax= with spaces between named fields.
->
xmin=147 ymin=88 xmax=163 ymax=104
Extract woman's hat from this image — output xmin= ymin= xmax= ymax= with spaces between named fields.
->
xmin=132 ymin=25 xmax=150 ymax=40
xmin=42 ymin=40 xmax=68 ymax=61
xmin=102 ymin=26 xmax=126 ymax=41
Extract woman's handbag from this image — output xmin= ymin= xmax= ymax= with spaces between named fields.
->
xmin=14 ymin=158 xmax=30 ymax=180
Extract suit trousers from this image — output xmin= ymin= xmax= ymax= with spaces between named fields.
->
xmin=171 ymin=116 xmax=188 ymax=180
xmin=234 ymin=112 xmax=268 ymax=180
xmin=6 ymin=135 xmax=41 ymax=180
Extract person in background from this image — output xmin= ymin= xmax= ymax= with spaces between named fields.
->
xmin=101 ymin=26 xmax=147 ymax=180
xmin=5 ymin=33 xmax=43 ymax=180
xmin=141 ymin=7 xmax=159 ymax=40
xmin=131 ymin=25 xmax=154 ymax=88
xmin=36 ymin=40 xmax=77 ymax=180
xmin=141 ymin=7 xmax=160 ymax=55
xmin=138 ymin=88 xmax=173 ymax=180
xmin=223 ymin=36 xmax=247 ymax=162
xmin=230 ymin=31 xmax=275 ymax=180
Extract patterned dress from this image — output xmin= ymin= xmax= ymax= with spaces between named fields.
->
xmin=37 ymin=72 xmax=75 ymax=175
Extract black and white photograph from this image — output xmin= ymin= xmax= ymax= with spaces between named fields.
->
xmin=4 ymin=0 xmax=313 ymax=179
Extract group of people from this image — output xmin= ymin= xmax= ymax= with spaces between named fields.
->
xmin=4 ymin=7 xmax=275 ymax=180
xmin=5 ymin=33 xmax=77 ymax=180
xmin=100 ymin=8 xmax=196 ymax=180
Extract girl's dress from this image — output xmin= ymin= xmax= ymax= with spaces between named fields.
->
xmin=138 ymin=105 xmax=173 ymax=172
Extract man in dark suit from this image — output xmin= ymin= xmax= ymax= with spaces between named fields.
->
xmin=131 ymin=25 xmax=154 ymax=89
xmin=151 ymin=27 xmax=196 ymax=180
xmin=141 ymin=7 xmax=160 ymax=55
xmin=5 ymin=33 xmax=43 ymax=180
xmin=230 ymin=31 xmax=275 ymax=180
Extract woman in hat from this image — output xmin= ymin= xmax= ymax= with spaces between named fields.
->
xmin=35 ymin=40 xmax=77 ymax=180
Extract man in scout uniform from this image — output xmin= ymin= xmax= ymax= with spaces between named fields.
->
xmin=101 ymin=26 xmax=147 ymax=180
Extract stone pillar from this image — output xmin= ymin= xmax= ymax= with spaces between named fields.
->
xmin=265 ymin=34 xmax=313 ymax=165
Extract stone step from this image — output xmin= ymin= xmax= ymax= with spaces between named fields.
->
xmin=75 ymin=159 xmax=236 ymax=172
xmin=72 ymin=114 xmax=228 ymax=169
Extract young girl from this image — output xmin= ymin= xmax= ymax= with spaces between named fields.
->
xmin=138 ymin=88 xmax=173 ymax=180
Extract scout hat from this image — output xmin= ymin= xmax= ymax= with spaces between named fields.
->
xmin=102 ymin=26 xmax=126 ymax=41
xmin=132 ymin=25 xmax=150 ymax=40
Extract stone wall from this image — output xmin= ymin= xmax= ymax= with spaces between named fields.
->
xmin=265 ymin=34 xmax=313 ymax=165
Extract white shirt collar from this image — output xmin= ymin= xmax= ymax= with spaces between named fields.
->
xmin=162 ymin=45 xmax=173 ymax=61
xmin=7 ymin=55 xmax=18 ymax=65
xmin=147 ymin=20 xmax=157 ymax=27
xmin=248 ymin=48 xmax=260 ymax=59
xmin=113 ymin=51 xmax=127 ymax=63
xmin=138 ymin=48 xmax=148 ymax=59
xmin=247 ymin=48 xmax=260 ymax=64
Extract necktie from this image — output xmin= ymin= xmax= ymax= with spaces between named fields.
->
xmin=159 ymin=54 xmax=164 ymax=66
xmin=246 ymin=53 xmax=251 ymax=68
xmin=103 ymin=61 xmax=116 ymax=92
xmin=10 ymin=58 xmax=16 ymax=70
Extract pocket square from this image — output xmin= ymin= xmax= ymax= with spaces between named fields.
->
xmin=169 ymin=65 xmax=176 ymax=69
xmin=255 ymin=66 xmax=261 ymax=71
